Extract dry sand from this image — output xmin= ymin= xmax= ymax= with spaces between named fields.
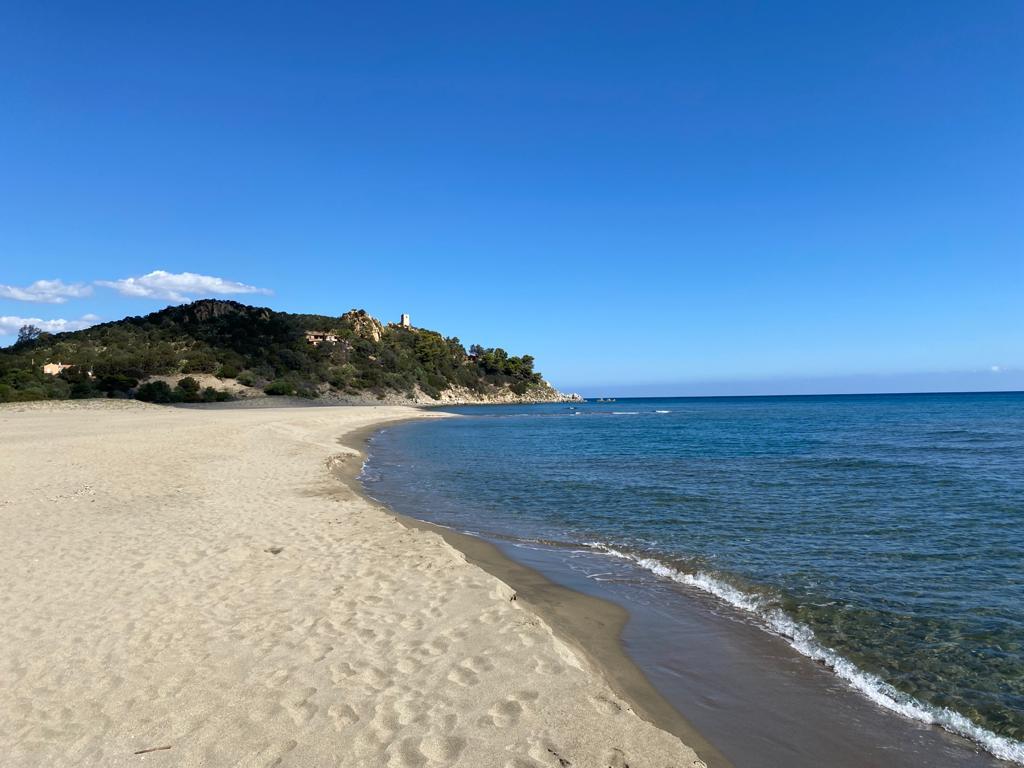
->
xmin=0 ymin=400 xmax=708 ymax=767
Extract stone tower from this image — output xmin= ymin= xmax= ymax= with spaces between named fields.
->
xmin=399 ymin=313 xmax=411 ymax=328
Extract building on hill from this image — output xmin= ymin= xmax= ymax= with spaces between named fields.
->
xmin=399 ymin=313 xmax=411 ymax=328
xmin=42 ymin=362 xmax=73 ymax=376
xmin=305 ymin=330 xmax=338 ymax=346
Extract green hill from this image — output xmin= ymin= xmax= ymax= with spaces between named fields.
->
xmin=0 ymin=300 xmax=572 ymax=404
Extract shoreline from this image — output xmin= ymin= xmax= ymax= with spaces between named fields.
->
xmin=360 ymin=410 xmax=1018 ymax=768
xmin=340 ymin=420 xmax=731 ymax=768
xmin=1 ymin=400 xmax=710 ymax=767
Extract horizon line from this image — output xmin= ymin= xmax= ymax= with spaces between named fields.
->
xmin=571 ymin=389 xmax=1024 ymax=400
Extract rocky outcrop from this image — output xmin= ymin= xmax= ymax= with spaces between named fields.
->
xmin=341 ymin=309 xmax=384 ymax=343
xmin=178 ymin=299 xmax=270 ymax=323
xmin=433 ymin=383 xmax=583 ymax=405
xmin=321 ymin=382 xmax=582 ymax=407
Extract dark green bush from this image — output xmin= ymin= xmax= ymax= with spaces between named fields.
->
xmin=135 ymin=380 xmax=176 ymax=403
xmin=98 ymin=374 xmax=138 ymax=395
xmin=264 ymin=379 xmax=294 ymax=396
xmin=201 ymin=386 xmax=232 ymax=402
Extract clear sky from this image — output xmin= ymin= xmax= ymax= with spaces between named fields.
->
xmin=1 ymin=2 xmax=1021 ymax=396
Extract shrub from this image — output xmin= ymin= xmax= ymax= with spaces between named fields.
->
xmin=201 ymin=386 xmax=232 ymax=403
xmin=135 ymin=380 xmax=176 ymax=403
xmin=177 ymin=376 xmax=201 ymax=395
xmin=264 ymin=379 xmax=294 ymax=396
xmin=69 ymin=380 xmax=100 ymax=399
xmin=216 ymin=364 xmax=240 ymax=379
xmin=182 ymin=356 xmax=217 ymax=374
xmin=98 ymin=374 xmax=138 ymax=395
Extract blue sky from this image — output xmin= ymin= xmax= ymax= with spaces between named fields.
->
xmin=1 ymin=2 xmax=1021 ymax=396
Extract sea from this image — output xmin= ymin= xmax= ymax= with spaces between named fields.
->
xmin=361 ymin=393 xmax=1024 ymax=767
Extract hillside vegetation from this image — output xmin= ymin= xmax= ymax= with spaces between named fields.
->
xmin=0 ymin=300 xmax=567 ymax=404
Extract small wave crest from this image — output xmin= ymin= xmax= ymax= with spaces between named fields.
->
xmin=585 ymin=543 xmax=1024 ymax=765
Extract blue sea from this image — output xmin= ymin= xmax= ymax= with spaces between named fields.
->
xmin=361 ymin=393 xmax=1024 ymax=765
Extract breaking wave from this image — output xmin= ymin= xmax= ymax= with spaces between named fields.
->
xmin=586 ymin=543 xmax=1024 ymax=765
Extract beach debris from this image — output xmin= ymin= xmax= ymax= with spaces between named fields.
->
xmin=265 ymin=546 xmax=284 ymax=555
xmin=133 ymin=745 xmax=171 ymax=755
xmin=47 ymin=484 xmax=96 ymax=503
xmin=546 ymin=747 xmax=571 ymax=766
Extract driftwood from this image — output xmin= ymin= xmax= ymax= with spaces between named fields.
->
xmin=133 ymin=745 xmax=172 ymax=755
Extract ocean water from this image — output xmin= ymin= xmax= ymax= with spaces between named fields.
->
xmin=361 ymin=393 xmax=1024 ymax=764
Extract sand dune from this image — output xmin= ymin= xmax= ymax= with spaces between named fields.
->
xmin=0 ymin=401 xmax=706 ymax=767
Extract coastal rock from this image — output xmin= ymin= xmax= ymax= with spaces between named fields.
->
xmin=322 ymin=382 xmax=582 ymax=407
xmin=341 ymin=309 xmax=384 ymax=343
xmin=433 ymin=382 xmax=582 ymax=405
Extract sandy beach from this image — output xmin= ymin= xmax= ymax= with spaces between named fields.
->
xmin=0 ymin=400 xmax=709 ymax=768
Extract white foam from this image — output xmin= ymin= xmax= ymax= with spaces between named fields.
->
xmin=586 ymin=544 xmax=1024 ymax=765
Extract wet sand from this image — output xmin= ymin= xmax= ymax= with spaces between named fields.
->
xmin=497 ymin=541 xmax=1003 ymax=768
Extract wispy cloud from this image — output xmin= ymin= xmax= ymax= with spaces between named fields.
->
xmin=0 ymin=279 xmax=93 ymax=304
xmin=0 ymin=314 xmax=101 ymax=337
xmin=95 ymin=270 xmax=272 ymax=302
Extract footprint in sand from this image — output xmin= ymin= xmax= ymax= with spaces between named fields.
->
xmin=419 ymin=733 xmax=466 ymax=763
xmin=461 ymin=655 xmax=494 ymax=674
xmin=395 ymin=657 xmax=421 ymax=675
xmin=328 ymin=702 xmax=359 ymax=730
xmin=603 ymin=747 xmax=629 ymax=767
xmin=531 ymin=656 xmax=564 ymax=675
xmin=329 ymin=661 xmax=356 ymax=683
xmin=282 ymin=687 xmax=318 ymax=726
xmin=446 ymin=665 xmax=478 ymax=687
xmin=590 ymin=695 xmax=624 ymax=715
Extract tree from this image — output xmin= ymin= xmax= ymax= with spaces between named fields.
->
xmin=16 ymin=325 xmax=43 ymax=345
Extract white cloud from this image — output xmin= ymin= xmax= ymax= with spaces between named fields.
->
xmin=991 ymin=365 xmax=1003 ymax=373
xmin=0 ymin=279 xmax=93 ymax=304
xmin=0 ymin=314 xmax=101 ymax=337
xmin=95 ymin=270 xmax=272 ymax=302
